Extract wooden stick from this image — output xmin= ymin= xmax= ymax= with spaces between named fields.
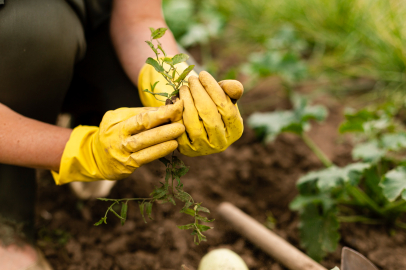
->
xmin=217 ymin=202 xmax=327 ymax=270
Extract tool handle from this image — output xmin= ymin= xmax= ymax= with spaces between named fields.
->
xmin=217 ymin=202 xmax=327 ymax=270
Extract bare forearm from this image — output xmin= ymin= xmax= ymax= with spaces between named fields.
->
xmin=110 ymin=0 xmax=179 ymax=86
xmin=0 ymin=103 xmax=72 ymax=171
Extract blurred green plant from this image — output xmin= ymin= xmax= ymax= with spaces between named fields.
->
xmin=249 ymin=96 xmax=406 ymax=261
xmin=163 ymin=0 xmax=225 ymax=48
xmin=241 ymin=25 xmax=309 ymax=85
xmin=166 ymin=0 xmax=406 ymax=95
xmin=37 ymin=228 xmax=70 ymax=248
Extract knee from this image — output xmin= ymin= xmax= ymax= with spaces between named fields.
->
xmin=0 ymin=0 xmax=86 ymax=122
xmin=0 ymin=0 xmax=86 ymax=72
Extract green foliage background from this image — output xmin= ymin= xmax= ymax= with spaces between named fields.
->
xmin=163 ymin=0 xmax=406 ymax=94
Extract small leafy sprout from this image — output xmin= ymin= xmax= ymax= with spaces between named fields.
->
xmin=95 ymin=155 xmax=213 ymax=245
xmin=143 ymin=27 xmax=195 ymax=104
xmin=95 ymin=27 xmax=212 ymax=245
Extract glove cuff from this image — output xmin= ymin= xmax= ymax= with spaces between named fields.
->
xmin=52 ymin=125 xmax=104 ymax=185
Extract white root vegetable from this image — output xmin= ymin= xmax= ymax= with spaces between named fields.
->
xmin=198 ymin=248 xmax=248 ymax=270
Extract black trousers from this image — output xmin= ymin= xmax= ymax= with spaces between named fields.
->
xmin=0 ymin=0 xmax=142 ymax=243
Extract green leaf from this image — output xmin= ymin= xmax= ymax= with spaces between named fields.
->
xmin=139 ymin=202 xmax=147 ymax=223
xmin=151 ymin=28 xmax=168 ymax=39
xmin=146 ymin=57 xmax=165 ymax=72
xmin=297 ymin=163 xmax=370 ymax=192
xmin=352 ymin=141 xmax=385 ymax=163
xmin=339 ymin=108 xmax=374 ymax=133
xmin=196 ymin=224 xmax=213 ymax=232
xmin=149 ymin=27 xmax=156 ymax=34
xmin=176 ymin=190 xmax=190 ymax=202
xmin=248 ymin=96 xmax=327 ymax=143
xmin=153 ymin=188 xmax=167 ymax=200
xmin=175 ymin=65 xmax=195 ymax=83
xmin=177 ymin=223 xmax=195 ymax=230
xmin=364 ymin=166 xmax=389 ymax=205
xmin=94 ymin=218 xmax=105 ymax=226
xmin=157 ymin=44 xmax=167 ymax=57
xmin=145 ymin=41 xmax=158 ymax=54
xmin=248 ymin=111 xmax=297 ymax=142
xmin=181 ymin=208 xmax=195 ymax=217
xmin=159 ymin=157 xmax=170 ymax=166
xmin=299 ymin=204 xmax=340 ymax=261
xmin=150 ymin=81 xmax=159 ymax=92
xmin=380 ymin=166 xmax=406 ymax=202
xmin=339 ymin=121 xmax=365 ymax=133
xmin=162 ymin=57 xmax=173 ymax=65
xmin=291 ymin=94 xmax=327 ymax=122
xmin=120 ymin=203 xmax=128 ymax=226
xmin=331 ymin=267 xmax=340 ymax=270
xmin=142 ymin=89 xmax=169 ymax=97
xmin=381 ymin=133 xmax=406 ymax=151
xmin=195 ymin=215 xmax=214 ymax=222
xmin=172 ymin=53 xmax=189 ymax=65
xmin=196 ymin=206 xmax=210 ymax=214
xmin=182 ymin=201 xmax=193 ymax=210
xmin=146 ymin=202 xmax=153 ymax=220
xmin=290 ymin=194 xmax=335 ymax=212
xmin=175 ymin=167 xmax=189 ymax=178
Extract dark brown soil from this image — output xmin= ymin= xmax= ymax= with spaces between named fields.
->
xmin=35 ymin=82 xmax=406 ymax=270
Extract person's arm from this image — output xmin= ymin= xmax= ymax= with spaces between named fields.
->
xmin=110 ymin=0 xmax=245 ymax=158
xmin=0 ymin=103 xmax=72 ymax=171
xmin=110 ymin=0 xmax=178 ymax=85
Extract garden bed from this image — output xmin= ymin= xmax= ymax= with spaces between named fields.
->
xmin=35 ymin=83 xmax=406 ymax=270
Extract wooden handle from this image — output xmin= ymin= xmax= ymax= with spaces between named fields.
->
xmin=217 ymin=202 xmax=327 ymax=270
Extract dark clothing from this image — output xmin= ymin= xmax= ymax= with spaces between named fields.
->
xmin=0 ymin=0 xmax=142 ymax=243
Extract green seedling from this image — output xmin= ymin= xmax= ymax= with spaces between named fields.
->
xmin=142 ymin=27 xmax=194 ymax=104
xmin=249 ymin=95 xmax=406 ymax=261
xmin=95 ymin=28 xmax=213 ymax=245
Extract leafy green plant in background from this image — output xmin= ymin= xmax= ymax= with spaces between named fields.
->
xmin=249 ymin=95 xmax=406 ymax=261
xmin=163 ymin=0 xmax=225 ymax=73
xmin=163 ymin=0 xmax=406 ymax=95
xmin=163 ymin=0 xmax=224 ymax=47
xmin=242 ymin=25 xmax=309 ymax=86
xmin=94 ymin=28 xmax=213 ymax=245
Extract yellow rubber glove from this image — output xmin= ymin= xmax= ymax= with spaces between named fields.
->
xmin=52 ymin=101 xmax=184 ymax=185
xmin=177 ymin=72 xmax=244 ymax=156
xmin=139 ymin=62 xmax=244 ymax=157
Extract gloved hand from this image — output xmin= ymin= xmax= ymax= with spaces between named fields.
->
xmin=138 ymin=63 xmax=244 ymax=157
xmin=52 ymin=101 xmax=184 ymax=185
xmin=177 ymin=72 xmax=244 ymax=156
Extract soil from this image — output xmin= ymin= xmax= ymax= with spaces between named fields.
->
xmin=35 ymin=80 xmax=406 ymax=270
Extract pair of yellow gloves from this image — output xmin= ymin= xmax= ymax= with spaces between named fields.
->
xmin=52 ymin=63 xmax=244 ymax=185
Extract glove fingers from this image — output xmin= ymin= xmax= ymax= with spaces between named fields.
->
xmin=123 ymin=123 xmax=185 ymax=153
xmin=179 ymin=85 xmax=205 ymax=140
xmin=218 ymin=80 xmax=244 ymax=100
xmin=100 ymin=107 xmax=156 ymax=129
xmin=199 ymin=71 xmax=239 ymax=119
xmin=130 ymin=140 xmax=178 ymax=166
xmin=123 ymin=100 xmax=184 ymax=135
xmin=188 ymin=76 xmax=226 ymax=147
